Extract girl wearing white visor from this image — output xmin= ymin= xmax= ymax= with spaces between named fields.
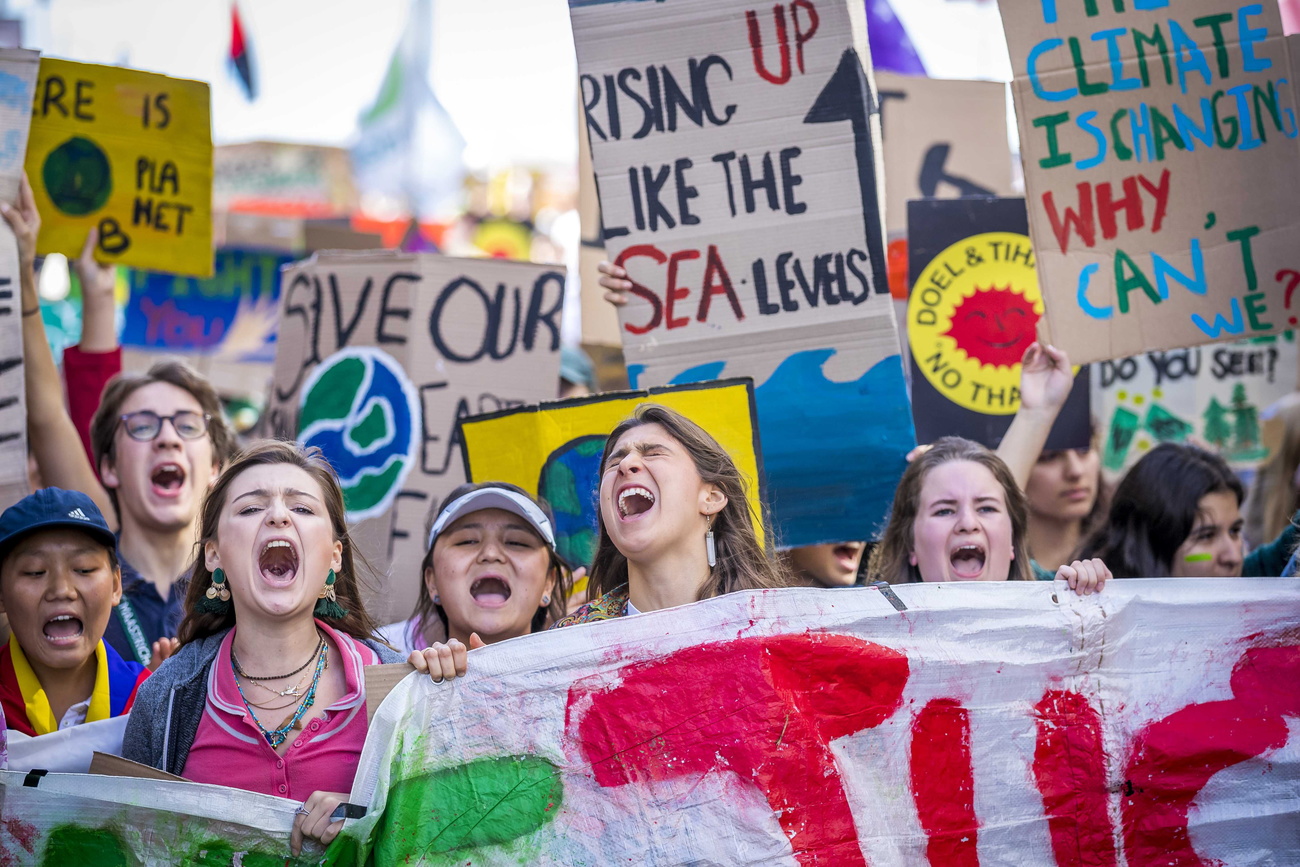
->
xmin=379 ymin=483 xmax=571 ymax=653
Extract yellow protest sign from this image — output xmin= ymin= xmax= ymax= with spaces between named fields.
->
xmin=459 ymin=379 xmax=765 ymax=569
xmin=26 ymin=58 xmax=213 ymax=276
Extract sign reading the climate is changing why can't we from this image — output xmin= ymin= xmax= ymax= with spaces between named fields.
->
xmin=265 ymin=251 xmax=563 ymax=623
xmin=1001 ymin=0 xmax=1300 ymax=364
xmin=25 ymin=58 xmax=213 ymax=277
xmin=570 ymin=0 xmax=914 ymax=548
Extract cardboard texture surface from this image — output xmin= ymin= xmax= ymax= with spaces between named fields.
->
xmin=571 ymin=0 xmax=914 ymax=547
xmin=0 ymin=52 xmax=33 ymax=511
xmin=26 ymin=58 xmax=213 ymax=276
xmin=0 ymin=49 xmax=39 ymax=206
xmin=1001 ymin=0 xmax=1300 ymax=364
xmin=907 ymin=197 xmax=1091 ymax=448
xmin=459 ymin=380 xmax=764 ymax=568
xmin=876 ymin=73 xmax=1015 ymax=237
xmin=1093 ymin=333 xmax=1298 ymax=473
xmin=265 ymin=252 xmax=563 ymax=622
xmin=578 ymin=101 xmax=621 ymax=347
xmin=4 ymin=581 xmax=1299 ymax=864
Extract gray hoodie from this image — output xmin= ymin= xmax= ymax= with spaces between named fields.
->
xmin=121 ymin=628 xmax=402 ymax=776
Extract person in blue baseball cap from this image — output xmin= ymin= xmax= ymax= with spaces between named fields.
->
xmin=0 ymin=488 xmax=149 ymax=738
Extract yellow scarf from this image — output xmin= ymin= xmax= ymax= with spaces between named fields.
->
xmin=8 ymin=633 xmax=110 ymax=735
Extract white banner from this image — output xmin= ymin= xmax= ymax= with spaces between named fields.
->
xmin=4 ymin=580 xmax=1298 ymax=865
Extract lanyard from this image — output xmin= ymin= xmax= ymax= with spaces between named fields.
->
xmin=116 ymin=597 xmax=152 ymax=666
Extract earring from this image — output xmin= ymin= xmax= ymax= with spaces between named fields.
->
xmin=313 ymin=569 xmax=348 ymax=619
xmin=197 ymin=568 xmax=232 ymax=615
xmin=705 ymin=517 xmax=717 ymax=568
xmin=541 ymin=594 xmax=550 ymax=606
xmin=432 ymin=593 xmax=441 ymax=606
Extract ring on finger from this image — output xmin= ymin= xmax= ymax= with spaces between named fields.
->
xmin=295 ymin=805 xmax=311 ymax=817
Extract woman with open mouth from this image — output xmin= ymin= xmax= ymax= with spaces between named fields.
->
xmin=555 ymin=404 xmax=790 ymax=626
xmin=122 ymin=440 xmax=465 ymax=856
xmin=379 ymin=482 xmax=572 ymax=653
xmin=869 ymin=437 xmax=1109 ymax=594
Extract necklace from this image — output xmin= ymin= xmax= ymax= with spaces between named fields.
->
xmin=232 ymin=640 xmax=329 ymax=748
xmin=246 ymin=658 xmax=323 ymax=699
xmin=232 ymin=632 xmax=324 ymax=681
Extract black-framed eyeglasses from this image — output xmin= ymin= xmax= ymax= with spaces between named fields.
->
xmin=118 ymin=410 xmax=211 ymax=441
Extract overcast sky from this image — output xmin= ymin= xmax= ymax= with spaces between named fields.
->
xmin=10 ymin=0 xmax=1011 ymax=169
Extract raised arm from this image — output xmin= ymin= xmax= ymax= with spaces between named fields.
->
xmin=63 ymin=227 xmax=122 ymax=467
xmin=2 ymin=175 xmax=116 ymax=525
xmin=996 ymin=342 xmax=1075 ymax=492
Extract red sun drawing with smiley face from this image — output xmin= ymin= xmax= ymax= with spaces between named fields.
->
xmin=944 ymin=285 xmax=1040 ymax=369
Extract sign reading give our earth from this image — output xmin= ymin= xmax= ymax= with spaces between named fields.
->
xmin=25 ymin=58 xmax=213 ymax=277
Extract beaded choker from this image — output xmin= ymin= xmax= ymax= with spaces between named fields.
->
xmin=232 ymin=639 xmax=329 ymax=748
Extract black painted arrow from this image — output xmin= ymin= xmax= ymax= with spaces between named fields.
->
xmin=804 ymin=48 xmax=889 ymax=298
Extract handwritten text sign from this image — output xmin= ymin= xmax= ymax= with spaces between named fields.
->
xmin=570 ymin=0 xmax=914 ymax=547
xmin=339 ymin=580 xmax=1300 ymax=865
xmin=26 ymin=58 xmax=213 ymax=277
xmin=1001 ymin=0 xmax=1300 ymax=363
xmin=1093 ymin=334 xmax=1297 ymax=472
xmin=265 ymin=252 xmax=563 ymax=622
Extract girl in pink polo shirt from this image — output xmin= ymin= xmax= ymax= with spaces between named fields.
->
xmin=123 ymin=441 xmax=468 ymax=855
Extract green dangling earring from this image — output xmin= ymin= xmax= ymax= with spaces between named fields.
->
xmin=197 ymin=567 xmax=232 ymax=615
xmin=314 ymin=569 xmax=348 ymax=619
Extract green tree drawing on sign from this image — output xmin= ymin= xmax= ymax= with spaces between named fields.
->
xmin=1203 ymin=397 xmax=1232 ymax=448
xmin=1231 ymin=384 xmax=1261 ymax=450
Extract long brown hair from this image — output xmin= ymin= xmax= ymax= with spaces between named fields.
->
xmin=177 ymin=439 xmax=381 ymax=645
xmin=1246 ymin=400 xmax=1300 ymax=547
xmin=411 ymin=482 xmax=572 ymax=637
xmin=868 ymin=436 xmax=1032 ymax=584
xmin=587 ymin=404 xmax=789 ymax=600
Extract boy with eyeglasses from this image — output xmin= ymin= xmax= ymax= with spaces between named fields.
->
xmin=3 ymin=176 xmax=236 ymax=666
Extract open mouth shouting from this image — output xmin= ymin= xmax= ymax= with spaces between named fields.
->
xmin=151 ymin=462 xmax=187 ymax=498
xmin=617 ymin=485 xmax=656 ymax=520
xmin=470 ymin=576 xmax=512 ymax=609
xmin=43 ymin=613 xmax=85 ymax=647
xmin=949 ymin=543 xmax=987 ymax=579
xmin=258 ymin=538 xmax=299 ymax=586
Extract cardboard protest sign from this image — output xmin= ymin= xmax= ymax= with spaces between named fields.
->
xmin=459 ymin=379 xmax=764 ymax=568
xmin=0 ymin=770 xmax=318 ymax=865
xmin=1094 ymin=333 xmax=1298 ymax=472
xmin=1001 ymin=0 xmax=1300 ymax=364
xmin=571 ymin=0 xmax=914 ymax=547
xmin=0 ymin=50 xmax=37 ymax=510
xmin=577 ymin=103 xmax=620 ymax=348
xmin=265 ymin=252 xmax=564 ymax=622
xmin=0 ymin=49 xmax=39 ymax=205
xmin=0 ymin=220 xmax=26 ymax=509
xmin=876 ymin=73 xmax=1015 ymax=237
xmin=907 ymin=197 xmax=1091 ymax=448
xmin=26 ymin=58 xmax=213 ymax=276
xmin=333 ymin=580 xmax=1300 ymax=865
xmin=122 ymin=248 xmax=293 ymax=364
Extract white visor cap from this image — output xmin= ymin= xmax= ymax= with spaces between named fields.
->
xmin=427 ymin=487 xmax=556 ymax=551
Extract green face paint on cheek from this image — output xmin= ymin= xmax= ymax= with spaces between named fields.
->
xmin=1184 ymin=552 xmax=1214 ymax=563
xmin=375 ymin=755 xmax=563 ymax=863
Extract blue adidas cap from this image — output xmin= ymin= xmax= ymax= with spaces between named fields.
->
xmin=0 ymin=487 xmax=117 ymax=566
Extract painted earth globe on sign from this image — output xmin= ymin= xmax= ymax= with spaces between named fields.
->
xmin=538 ymin=435 xmax=605 ymax=570
xmin=297 ymin=347 xmax=421 ymax=522
xmin=42 ymin=136 xmax=113 ymax=216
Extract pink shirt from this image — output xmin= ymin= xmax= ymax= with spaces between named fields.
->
xmin=182 ymin=620 xmax=378 ymax=799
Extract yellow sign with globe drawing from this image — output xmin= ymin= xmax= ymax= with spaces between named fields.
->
xmin=458 ymin=380 xmax=765 ymax=569
xmin=25 ymin=58 xmax=213 ymax=276
xmin=907 ymin=231 xmax=1044 ymax=415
